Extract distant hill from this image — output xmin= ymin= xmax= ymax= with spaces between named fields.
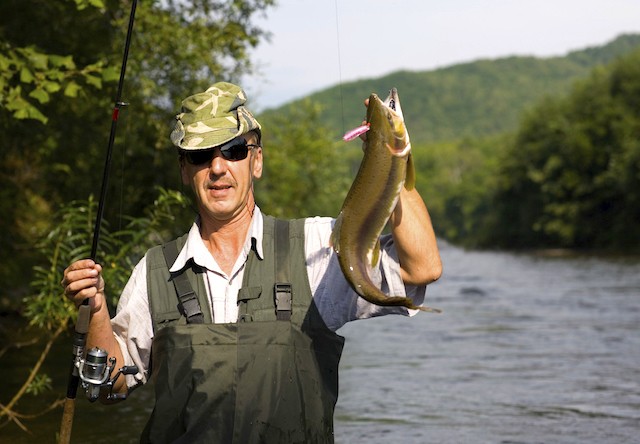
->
xmin=259 ymin=34 xmax=640 ymax=144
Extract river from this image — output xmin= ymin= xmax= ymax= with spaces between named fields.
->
xmin=2 ymin=241 xmax=639 ymax=443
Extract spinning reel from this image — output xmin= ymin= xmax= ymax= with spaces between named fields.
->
xmin=76 ymin=347 xmax=138 ymax=402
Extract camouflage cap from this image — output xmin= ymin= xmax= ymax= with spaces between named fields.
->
xmin=170 ymin=82 xmax=261 ymax=150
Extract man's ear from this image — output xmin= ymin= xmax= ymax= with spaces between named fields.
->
xmin=180 ymin=157 xmax=190 ymax=185
xmin=252 ymin=147 xmax=263 ymax=179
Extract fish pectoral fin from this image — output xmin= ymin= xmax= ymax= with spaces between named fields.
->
xmin=405 ymin=152 xmax=416 ymax=191
xmin=330 ymin=213 xmax=343 ymax=254
xmin=369 ymin=240 xmax=381 ymax=268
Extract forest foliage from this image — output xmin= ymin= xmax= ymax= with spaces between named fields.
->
xmin=487 ymin=51 xmax=640 ymax=249
xmin=270 ymin=34 xmax=640 ymax=251
xmin=0 ymin=0 xmax=276 ymax=311
xmin=412 ymin=48 xmax=640 ymax=250
xmin=270 ymin=34 xmax=640 ymax=143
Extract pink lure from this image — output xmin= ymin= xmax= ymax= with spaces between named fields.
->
xmin=342 ymin=123 xmax=370 ymax=141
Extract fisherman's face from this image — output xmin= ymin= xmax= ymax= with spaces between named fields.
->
xmin=181 ymin=133 xmax=263 ymax=223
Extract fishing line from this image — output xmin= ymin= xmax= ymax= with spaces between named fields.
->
xmin=116 ymin=104 xmax=130 ymax=232
xmin=90 ymin=0 xmax=138 ymax=261
xmin=334 ymin=0 xmax=346 ymax=134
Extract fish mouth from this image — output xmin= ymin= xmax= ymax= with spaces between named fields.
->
xmin=380 ymin=88 xmax=410 ymax=155
xmin=383 ymin=87 xmax=404 ymax=120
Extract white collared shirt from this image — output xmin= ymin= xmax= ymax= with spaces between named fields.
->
xmin=112 ymin=207 xmax=426 ymax=386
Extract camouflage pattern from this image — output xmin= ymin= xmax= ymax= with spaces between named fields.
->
xmin=170 ymin=82 xmax=261 ymax=150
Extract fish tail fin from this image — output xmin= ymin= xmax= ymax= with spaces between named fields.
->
xmin=402 ymin=296 xmax=442 ymax=313
xmin=414 ymin=304 xmax=442 ymax=314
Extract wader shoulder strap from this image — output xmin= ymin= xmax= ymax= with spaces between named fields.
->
xmin=162 ymin=239 xmax=204 ymax=325
xmin=274 ymin=218 xmax=292 ymax=321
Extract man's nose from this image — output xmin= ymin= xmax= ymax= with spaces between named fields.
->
xmin=208 ymin=148 xmax=227 ymax=173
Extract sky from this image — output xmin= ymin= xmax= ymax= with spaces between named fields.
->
xmin=240 ymin=0 xmax=640 ymax=111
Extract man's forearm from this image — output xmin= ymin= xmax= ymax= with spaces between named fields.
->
xmin=86 ymin=303 xmax=128 ymax=397
xmin=390 ymin=187 xmax=442 ymax=285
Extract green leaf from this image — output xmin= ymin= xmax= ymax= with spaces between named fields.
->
xmin=64 ymin=81 xmax=80 ymax=97
xmin=4 ymin=88 xmax=24 ymax=110
xmin=73 ymin=0 xmax=90 ymax=10
xmin=42 ymin=80 xmax=62 ymax=93
xmin=101 ymin=65 xmax=120 ymax=83
xmin=20 ymin=66 xmax=35 ymax=83
xmin=29 ymin=87 xmax=50 ymax=104
xmin=84 ymin=74 xmax=102 ymax=89
xmin=49 ymin=54 xmax=76 ymax=70
xmin=46 ymin=69 xmax=65 ymax=82
xmin=52 ymin=163 xmax=72 ymax=174
xmin=13 ymin=103 xmax=48 ymax=124
xmin=26 ymin=374 xmax=53 ymax=395
xmin=29 ymin=51 xmax=49 ymax=70
xmin=0 ymin=53 xmax=11 ymax=71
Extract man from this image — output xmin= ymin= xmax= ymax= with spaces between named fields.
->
xmin=61 ymin=82 xmax=442 ymax=443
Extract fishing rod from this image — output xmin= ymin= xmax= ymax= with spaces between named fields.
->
xmin=59 ymin=1 xmax=139 ymax=442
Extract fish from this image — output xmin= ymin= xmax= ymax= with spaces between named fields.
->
xmin=332 ymin=88 xmax=439 ymax=313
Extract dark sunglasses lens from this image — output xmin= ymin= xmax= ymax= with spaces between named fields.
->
xmin=185 ymin=150 xmax=214 ymax=165
xmin=220 ymin=141 xmax=249 ymax=161
xmin=183 ymin=140 xmax=252 ymax=164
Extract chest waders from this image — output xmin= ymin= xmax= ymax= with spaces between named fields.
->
xmin=141 ymin=216 xmax=345 ymax=443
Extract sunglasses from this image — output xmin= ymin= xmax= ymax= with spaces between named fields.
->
xmin=182 ymin=139 xmax=260 ymax=165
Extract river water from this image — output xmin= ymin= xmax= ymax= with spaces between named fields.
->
xmin=2 ymin=242 xmax=639 ymax=443
xmin=335 ymin=242 xmax=640 ymax=443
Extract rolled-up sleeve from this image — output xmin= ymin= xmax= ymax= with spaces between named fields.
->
xmin=304 ymin=217 xmax=426 ymax=332
xmin=111 ymin=256 xmax=153 ymax=388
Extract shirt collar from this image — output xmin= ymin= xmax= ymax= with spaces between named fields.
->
xmin=168 ymin=206 xmax=264 ymax=273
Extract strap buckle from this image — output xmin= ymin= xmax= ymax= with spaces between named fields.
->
xmin=179 ymin=291 xmax=204 ymax=324
xmin=274 ymin=283 xmax=292 ymax=320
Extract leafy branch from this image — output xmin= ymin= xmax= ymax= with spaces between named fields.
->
xmin=0 ymin=43 xmax=118 ymax=124
xmin=0 ymin=0 xmax=116 ymax=124
xmin=0 ymin=187 xmax=190 ymax=433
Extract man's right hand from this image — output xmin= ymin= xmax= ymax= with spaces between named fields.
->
xmin=61 ymin=259 xmax=105 ymax=314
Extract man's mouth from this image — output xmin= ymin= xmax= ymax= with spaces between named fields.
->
xmin=207 ymin=180 xmax=233 ymax=191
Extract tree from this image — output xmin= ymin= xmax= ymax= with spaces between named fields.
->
xmin=0 ymin=0 xmax=275 ymax=308
xmin=487 ymin=49 xmax=640 ymax=249
xmin=257 ymin=99 xmax=353 ymax=219
xmin=410 ymin=135 xmax=507 ymax=247
xmin=0 ymin=188 xmax=191 ymax=433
